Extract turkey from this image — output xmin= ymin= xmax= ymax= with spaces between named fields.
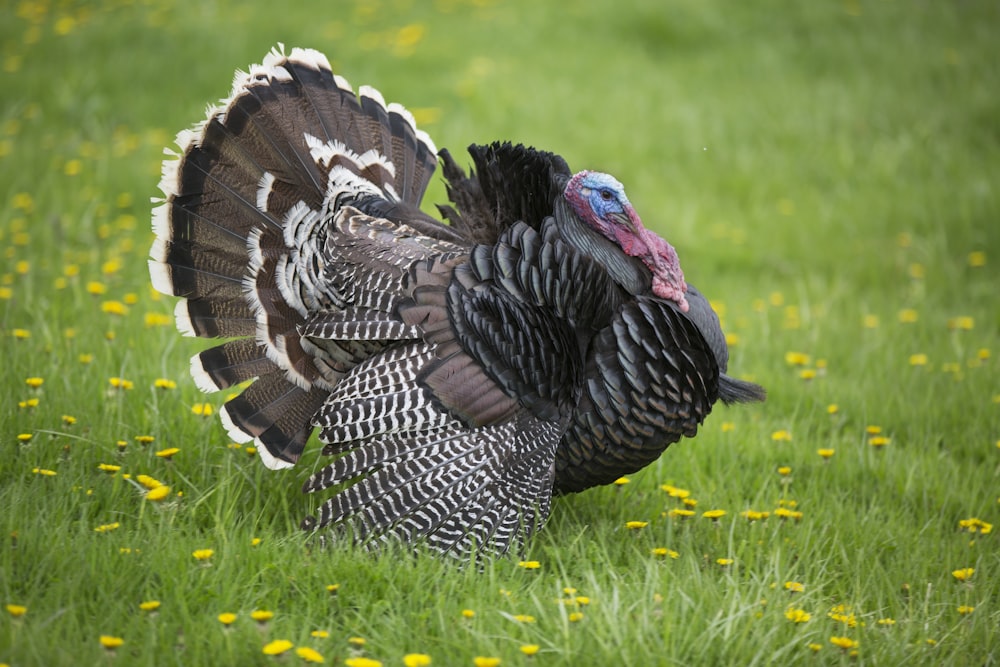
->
xmin=149 ymin=46 xmax=764 ymax=560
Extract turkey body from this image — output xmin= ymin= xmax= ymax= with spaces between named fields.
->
xmin=149 ymin=46 xmax=764 ymax=560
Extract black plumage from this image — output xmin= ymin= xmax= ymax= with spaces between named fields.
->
xmin=150 ymin=46 xmax=764 ymax=560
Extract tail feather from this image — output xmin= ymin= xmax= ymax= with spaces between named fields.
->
xmin=150 ymin=45 xmax=445 ymax=465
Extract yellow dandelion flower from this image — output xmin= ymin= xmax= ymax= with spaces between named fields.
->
xmin=668 ymin=508 xmax=695 ymax=519
xmin=6 ymin=604 xmax=27 ymax=618
xmin=191 ymin=402 xmax=214 ymax=416
xmin=32 ymin=468 xmax=57 ymax=476
xmin=957 ymin=605 xmax=974 ymax=615
xmin=518 ymin=560 xmax=541 ymax=569
xmin=785 ymin=608 xmax=811 ymax=623
xmin=345 ymin=659 xmax=382 ymax=667
xmin=17 ymin=433 xmax=32 ymax=443
xmin=568 ymin=611 xmax=584 ymax=622
xmin=145 ymin=312 xmax=172 ymax=327
xmin=473 ymin=658 xmax=501 ymax=667
xmin=519 ymin=645 xmax=539 ymax=657
xmin=18 ymin=398 xmax=39 ymax=409
xmin=868 ymin=436 xmax=891 ymax=447
xmin=807 ymin=643 xmax=822 ymax=652
xmin=94 ymin=522 xmax=120 ymax=533
xmin=310 ymin=630 xmax=329 ymax=639
xmin=951 ymin=567 xmax=974 ymax=582
xmin=716 ymin=558 xmax=734 ymax=566
xmin=101 ymin=300 xmax=128 ymax=315
xmin=777 ymin=466 xmax=792 ymax=476
xmin=145 ymin=486 xmax=171 ymax=502
xmin=135 ymin=435 xmax=155 ymax=445
xmin=968 ymin=251 xmax=986 ymax=267
xmin=774 ymin=508 xmax=804 ymax=521
xmin=155 ymin=447 xmax=180 ymax=459
xmin=62 ymin=415 xmax=77 ymax=425
xmin=24 ymin=377 xmax=43 ymax=388
xmin=262 ymin=639 xmax=294 ymax=656
xmin=108 ymin=377 xmax=134 ymax=390
xmin=192 ymin=549 xmax=214 ymax=561
xmin=79 ymin=353 xmax=93 ymax=364
xmin=876 ymin=618 xmax=895 ymax=626
xmin=784 ymin=352 xmax=810 ymax=366
xmin=862 ymin=314 xmax=879 ymax=329
xmin=721 ymin=421 xmax=735 ymax=432
xmin=326 ymin=584 xmax=340 ymax=594
xmin=898 ymin=309 xmax=919 ymax=323
xmin=86 ymin=281 xmax=107 ymax=295
xmin=652 ymin=547 xmax=680 ymax=559
xmin=295 ymin=646 xmax=325 ymax=663
xmin=100 ymin=635 xmax=124 ymax=650
xmin=575 ymin=596 xmax=590 ymax=606
xmin=347 ymin=637 xmax=366 ymax=647
xmin=702 ymin=509 xmax=726 ymax=520
xmin=771 ymin=430 xmax=792 ymax=441
xmin=826 ymin=404 xmax=839 ymax=415
xmin=625 ymin=521 xmax=649 ymax=529
xmin=136 ymin=474 xmax=162 ymax=489
xmin=251 ymin=610 xmax=274 ymax=622
xmin=798 ymin=369 xmax=816 ymax=380
xmin=740 ymin=510 xmax=770 ymax=521
xmin=612 ymin=476 xmax=630 ymax=485
xmin=784 ymin=581 xmax=804 ymax=593
xmin=154 ymin=378 xmax=177 ymax=389
xmin=817 ymin=448 xmax=835 ymax=459
xmin=139 ymin=600 xmax=161 ymax=612
xmin=829 ymin=636 xmax=858 ymax=650
xmin=218 ymin=612 xmax=237 ymax=626
xmin=948 ymin=316 xmax=975 ymax=330
xmin=512 ymin=614 xmax=535 ymax=623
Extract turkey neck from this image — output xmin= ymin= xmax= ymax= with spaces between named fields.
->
xmin=552 ymin=196 xmax=651 ymax=297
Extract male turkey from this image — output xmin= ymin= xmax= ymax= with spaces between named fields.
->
xmin=149 ymin=46 xmax=764 ymax=560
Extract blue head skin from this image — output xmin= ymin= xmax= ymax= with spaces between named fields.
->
xmin=564 ymin=171 xmax=688 ymax=310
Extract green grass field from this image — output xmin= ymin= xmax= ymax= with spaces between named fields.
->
xmin=2 ymin=1 xmax=998 ymax=665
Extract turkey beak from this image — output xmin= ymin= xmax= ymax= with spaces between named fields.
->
xmin=609 ymin=211 xmax=639 ymax=234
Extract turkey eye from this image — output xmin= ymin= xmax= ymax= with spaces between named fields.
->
xmin=600 ymin=190 xmax=613 ymax=201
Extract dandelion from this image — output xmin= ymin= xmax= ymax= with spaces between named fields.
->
xmin=702 ymin=509 xmax=726 ymax=521
xmin=311 ymin=630 xmax=329 ymax=639
xmin=296 ymin=646 xmax=325 ymax=663
xmin=100 ymin=635 xmax=125 ymax=650
xmin=146 ymin=486 xmax=171 ymax=502
xmin=968 ymin=251 xmax=986 ymax=267
xmin=784 ymin=581 xmax=805 ymax=593
xmin=952 ymin=567 xmax=974 ymax=582
xmin=785 ymin=608 xmax=811 ymax=623
xmin=568 ymin=612 xmax=584 ymax=622
xmin=799 ymin=369 xmax=816 ymax=380
xmin=817 ymin=448 xmax=835 ymax=459
xmin=262 ymin=639 xmax=294 ymax=656
xmin=79 ymin=353 xmax=94 ymax=364
xmin=326 ymin=584 xmax=340 ymax=595
xmin=155 ymin=447 xmax=180 ymax=460
xmin=6 ymin=604 xmax=27 ymax=618
xmin=774 ymin=508 xmax=804 ymax=521
xmin=909 ymin=353 xmax=928 ymax=366
xmin=348 ymin=637 xmax=366 ymax=648
xmin=829 ymin=636 xmax=858 ymax=650
xmin=101 ymin=300 xmax=128 ymax=315
xmin=625 ymin=521 xmax=649 ymax=530
xmin=519 ymin=645 xmax=539 ymax=657
xmin=512 ymin=614 xmax=535 ymax=623
xmin=461 ymin=609 xmax=475 ymax=619
xmin=863 ymin=314 xmax=879 ymax=329
xmin=826 ymin=404 xmax=839 ymax=415
xmin=18 ymin=398 xmax=39 ymax=409
xmin=154 ymin=378 xmax=177 ymax=389
xmin=32 ymin=468 xmax=57 ymax=476
xmin=959 ymin=518 xmax=993 ymax=534
xmin=345 ymin=659 xmax=382 ymax=667
xmin=898 ymin=309 xmax=919 ymax=323
xmin=777 ymin=466 xmax=792 ymax=476
xmin=109 ymin=377 xmax=134 ymax=390
xmin=518 ymin=560 xmax=541 ymax=569
xmin=473 ymin=658 xmax=501 ymax=667
xmin=218 ymin=612 xmax=237 ymax=626
xmin=139 ymin=600 xmax=161 ymax=612
xmin=948 ymin=316 xmax=975 ymax=330
xmin=876 ymin=618 xmax=895 ymax=626
xmin=94 ymin=522 xmax=120 ymax=533
xmin=807 ymin=643 xmax=822 ymax=653
xmin=667 ymin=508 xmax=695 ymax=519
xmin=192 ymin=549 xmax=214 ymax=561
xmin=135 ymin=435 xmax=155 ymax=445
xmin=661 ymin=484 xmax=691 ymax=499
xmin=784 ymin=352 xmax=810 ymax=366
xmin=652 ymin=547 xmax=680 ymax=559
xmin=575 ymin=596 xmax=591 ymax=606
xmin=145 ymin=313 xmax=172 ymax=327
xmin=25 ymin=377 xmax=43 ymax=388
xmin=771 ymin=430 xmax=792 ymax=441
xmin=868 ymin=436 xmax=891 ymax=448
xmin=136 ymin=474 xmax=163 ymax=489
xmin=740 ymin=510 xmax=769 ymax=521
xmin=86 ymin=281 xmax=107 ymax=295
xmin=17 ymin=433 xmax=32 ymax=443
xmin=62 ymin=415 xmax=77 ymax=425
xmin=721 ymin=421 xmax=735 ymax=432
xmin=251 ymin=610 xmax=274 ymax=623
xmin=612 ymin=476 xmax=630 ymax=486
xmin=12 ymin=328 xmax=31 ymax=339
xmin=251 ymin=537 xmax=262 ymax=546
xmin=191 ymin=402 xmax=214 ymax=416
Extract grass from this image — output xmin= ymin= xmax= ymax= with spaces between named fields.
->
xmin=1 ymin=0 xmax=998 ymax=664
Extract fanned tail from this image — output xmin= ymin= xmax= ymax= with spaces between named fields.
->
xmin=149 ymin=45 xmax=440 ymax=468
